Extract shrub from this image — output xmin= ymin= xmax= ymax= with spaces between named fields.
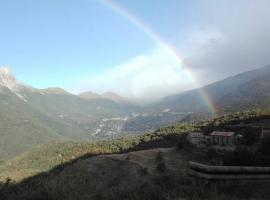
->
xmin=155 ymin=152 xmax=164 ymax=163
xmin=156 ymin=162 xmax=166 ymax=173
xmin=223 ymin=146 xmax=254 ymax=166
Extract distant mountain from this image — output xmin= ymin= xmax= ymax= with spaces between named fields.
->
xmin=154 ymin=65 xmax=270 ymax=114
xmin=79 ymin=91 xmax=130 ymax=103
xmin=41 ymin=87 xmax=71 ymax=95
xmin=79 ymin=91 xmax=101 ymax=99
xmin=102 ymin=92 xmax=129 ymax=103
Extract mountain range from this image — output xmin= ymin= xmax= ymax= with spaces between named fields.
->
xmin=1 ymin=65 xmax=270 ymax=158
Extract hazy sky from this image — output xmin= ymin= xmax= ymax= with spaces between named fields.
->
xmin=1 ymin=0 xmax=270 ymax=101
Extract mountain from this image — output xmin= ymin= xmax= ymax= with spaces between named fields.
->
xmin=79 ymin=91 xmax=101 ymax=99
xmin=155 ymin=65 xmax=270 ymax=114
xmin=79 ymin=91 xmax=130 ymax=103
xmin=1 ymin=64 xmax=270 ymax=158
xmin=41 ymin=87 xmax=71 ymax=95
xmin=0 ymin=68 xmax=139 ymax=158
xmin=101 ymin=92 xmax=129 ymax=103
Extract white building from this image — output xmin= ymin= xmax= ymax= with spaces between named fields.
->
xmin=187 ymin=132 xmax=205 ymax=146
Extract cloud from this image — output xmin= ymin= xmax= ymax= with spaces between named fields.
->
xmin=70 ymin=47 xmax=195 ymax=102
xmin=181 ymin=0 xmax=270 ymax=85
xmin=70 ymin=0 xmax=270 ymax=102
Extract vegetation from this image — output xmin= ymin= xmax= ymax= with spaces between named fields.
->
xmin=0 ymin=123 xmax=191 ymax=182
xmin=1 ymin=137 xmax=270 ymax=200
xmin=205 ymin=109 xmax=270 ymax=130
xmin=223 ymin=136 xmax=270 ymax=166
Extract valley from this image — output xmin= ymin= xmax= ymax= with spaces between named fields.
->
xmin=1 ymin=1 xmax=269 ymax=199
xmin=1 ymin=65 xmax=270 ymax=159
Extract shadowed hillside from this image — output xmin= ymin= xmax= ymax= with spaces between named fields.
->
xmin=155 ymin=65 xmax=270 ymax=114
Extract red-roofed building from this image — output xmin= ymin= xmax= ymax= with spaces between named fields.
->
xmin=207 ymin=131 xmax=238 ymax=146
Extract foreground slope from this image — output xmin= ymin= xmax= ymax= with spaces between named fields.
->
xmin=1 ymin=111 xmax=270 ymax=199
xmin=1 ymin=132 xmax=270 ymax=199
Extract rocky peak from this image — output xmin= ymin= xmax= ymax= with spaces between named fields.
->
xmin=0 ymin=67 xmax=28 ymax=102
xmin=0 ymin=67 xmax=20 ymax=91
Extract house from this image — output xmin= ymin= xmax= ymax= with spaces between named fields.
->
xmin=206 ymin=131 xmax=239 ymax=146
xmin=187 ymin=132 xmax=205 ymax=146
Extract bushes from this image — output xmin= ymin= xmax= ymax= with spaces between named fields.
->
xmin=204 ymin=109 xmax=270 ymax=132
xmin=223 ymin=143 xmax=270 ymax=166
xmin=155 ymin=152 xmax=167 ymax=173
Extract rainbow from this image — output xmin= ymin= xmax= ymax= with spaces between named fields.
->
xmin=98 ymin=0 xmax=217 ymax=116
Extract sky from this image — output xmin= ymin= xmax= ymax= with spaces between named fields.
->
xmin=0 ymin=0 xmax=270 ymax=102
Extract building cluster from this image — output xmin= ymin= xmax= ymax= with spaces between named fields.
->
xmin=188 ymin=128 xmax=270 ymax=148
xmin=187 ymin=131 xmax=241 ymax=147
